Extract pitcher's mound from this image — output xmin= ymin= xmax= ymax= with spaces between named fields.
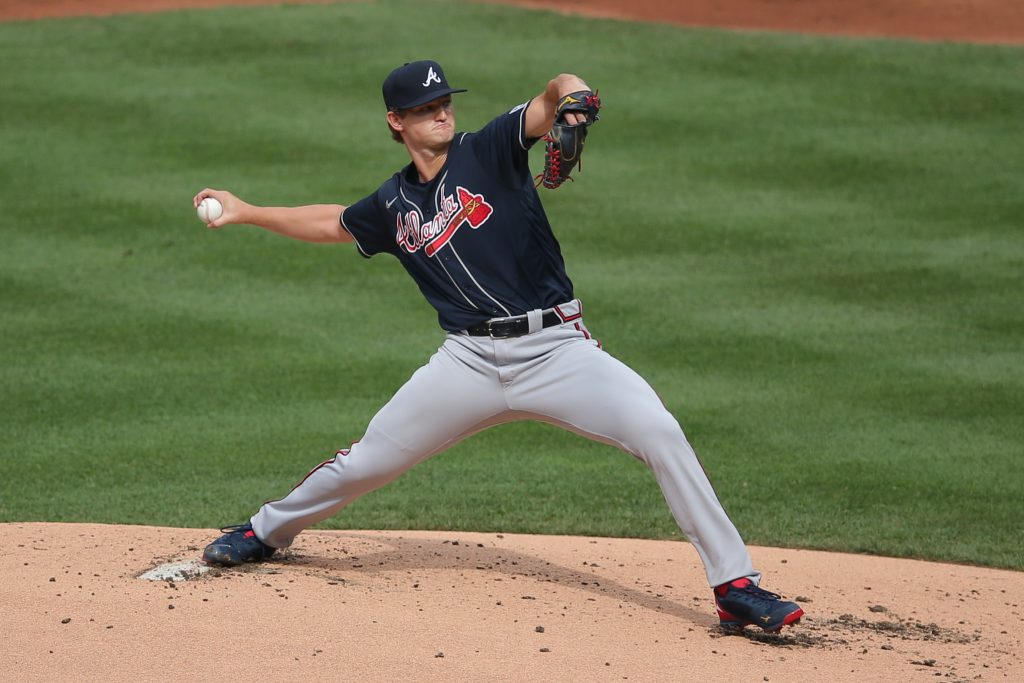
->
xmin=3 ymin=522 xmax=1020 ymax=681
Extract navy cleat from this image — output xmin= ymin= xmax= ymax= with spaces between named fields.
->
xmin=202 ymin=523 xmax=276 ymax=566
xmin=714 ymin=578 xmax=804 ymax=632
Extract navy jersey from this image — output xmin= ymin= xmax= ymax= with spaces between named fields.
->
xmin=340 ymin=102 xmax=574 ymax=332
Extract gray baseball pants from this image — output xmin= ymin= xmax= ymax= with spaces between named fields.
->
xmin=251 ymin=300 xmax=758 ymax=587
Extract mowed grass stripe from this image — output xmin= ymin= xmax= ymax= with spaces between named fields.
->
xmin=1 ymin=1 xmax=1021 ymax=568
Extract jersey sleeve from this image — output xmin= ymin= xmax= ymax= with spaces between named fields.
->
xmin=340 ymin=190 xmax=396 ymax=258
xmin=470 ymin=101 xmax=539 ymax=185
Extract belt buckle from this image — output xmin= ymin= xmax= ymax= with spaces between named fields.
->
xmin=487 ymin=319 xmax=514 ymax=339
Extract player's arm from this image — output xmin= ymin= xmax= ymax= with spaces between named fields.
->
xmin=193 ymin=188 xmax=352 ymax=244
xmin=523 ymin=73 xmax=591 ymax=139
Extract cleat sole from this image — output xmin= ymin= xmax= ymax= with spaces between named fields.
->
xmin=718 ymin=606 xmax=804 ymax=633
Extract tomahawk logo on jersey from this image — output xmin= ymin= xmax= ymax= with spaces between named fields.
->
xmin=395 ymin=184 xmax=494 ymax=257
xmin=341 ymin=103 xmax=574 ymax=332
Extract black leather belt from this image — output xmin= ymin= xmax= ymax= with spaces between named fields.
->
xmin=466 ymin=310 xmax=563 ymax=338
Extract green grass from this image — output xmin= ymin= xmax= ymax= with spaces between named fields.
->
xmin=1 ymin=1 xmax=1022 ymax=570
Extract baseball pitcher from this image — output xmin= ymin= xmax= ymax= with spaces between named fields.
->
xmin=193 ymin=60 xmax=803 ymax=633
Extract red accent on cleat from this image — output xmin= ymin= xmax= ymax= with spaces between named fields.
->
xmin=783 ymin=608 xmax=804 ymax=626
xmin=714 ymin=577 xmax=752 ymax=596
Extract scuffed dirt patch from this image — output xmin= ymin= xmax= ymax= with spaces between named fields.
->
xmin=137 ymin=558 xmax=213 ymax=581
xmin=3 ymin=523 xmax=1021 ymax=682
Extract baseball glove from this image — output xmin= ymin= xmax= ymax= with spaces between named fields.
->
xmin=536 ymin=90 xmax=601 ymax=189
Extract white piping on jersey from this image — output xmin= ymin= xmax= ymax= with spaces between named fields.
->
xmin=433 ymin=170 xmax=450 ymax=209
xmin=339 ymin=211 xmax=371 ymax=257
xmin=426 ymin=169 xmax=481 ymax=312
xmin=449 ymin=244 xmax=512 ymax=317
xmin=436 ymin=255 xmax=481 ymax=311
xmin=514 ymin=101 xmax=530 ymax=150
xmin=398 ymin=185 xmax=422 ymax=219
xmin=428 ymin=169 xmax=508 ymax=316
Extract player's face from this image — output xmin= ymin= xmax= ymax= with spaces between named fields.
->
xmin=399 ymin=96 xmax=455 ymax=148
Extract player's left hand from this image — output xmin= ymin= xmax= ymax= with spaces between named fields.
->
xmin=536 ymin=90 xmax=602 ymax=189
xmin=561 ymin=111 xmax=587 ymax=126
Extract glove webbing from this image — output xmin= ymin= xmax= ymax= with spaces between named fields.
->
xmin=534 ymin=135 xmax=581 ymax=189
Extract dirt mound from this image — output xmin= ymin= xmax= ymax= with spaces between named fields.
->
xmin=4 ymin=523 xmax=1021 ymax=681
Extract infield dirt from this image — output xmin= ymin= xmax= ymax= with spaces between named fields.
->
xmin=3 ymin=1 xmax=1022 ymax=681
xmin=5 ymin=523 xmax=1023 ymax=682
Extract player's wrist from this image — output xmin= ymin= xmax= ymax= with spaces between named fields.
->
xmin=233 ymin=201 xmax=260 ymax=227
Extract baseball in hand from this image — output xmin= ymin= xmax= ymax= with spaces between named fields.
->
xmin=197 ymin=197 xmax=223 ymax=223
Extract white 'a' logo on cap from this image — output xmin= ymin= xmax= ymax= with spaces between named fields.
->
xmin=422 ymin=67 xmax=442 ymax=87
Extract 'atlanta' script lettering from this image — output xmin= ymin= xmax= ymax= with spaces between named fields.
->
xmin=395 ymin=185 xmax=493 ymax=257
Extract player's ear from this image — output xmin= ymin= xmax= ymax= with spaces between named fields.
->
xmin=387 ymin=110 xmax=404 ymax=133
xmin=386 ymin=111 xmax=405 ymax=144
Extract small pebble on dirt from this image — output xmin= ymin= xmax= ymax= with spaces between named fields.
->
xmin=535 ymin=626 xmax=545 ymax=633
xmin=869 ymin=605 xmax=888 ymax=613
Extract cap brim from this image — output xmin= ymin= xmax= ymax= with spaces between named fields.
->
xmin=396 ymin=88 xmax=467 ymax=111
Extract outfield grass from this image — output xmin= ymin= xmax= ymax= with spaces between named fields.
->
xmin=1 ymin=1 xmax=1022 ymax=569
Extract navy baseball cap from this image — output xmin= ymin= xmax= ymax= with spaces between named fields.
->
xmin=382 ymin=60 xmax=467 ymax=111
